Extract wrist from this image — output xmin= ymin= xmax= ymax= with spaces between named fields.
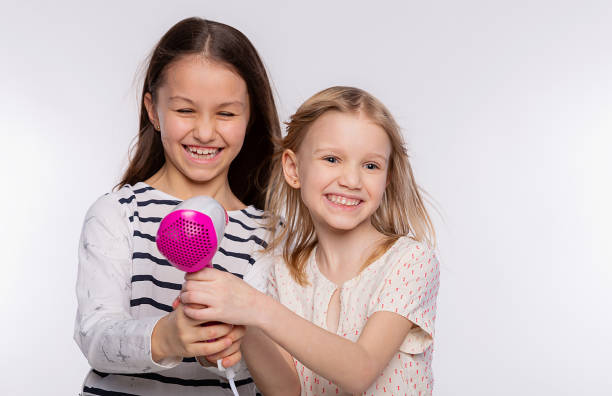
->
xmin=252 ymin=292 xmax=279 ymax=332
xmin=151 ymin=315 xmax=172 ymax=363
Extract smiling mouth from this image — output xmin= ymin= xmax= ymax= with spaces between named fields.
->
xmin=326 ymin=194 xmax=362 ymax=207
xmin=184 ymin=145 xmax=222 ymax=160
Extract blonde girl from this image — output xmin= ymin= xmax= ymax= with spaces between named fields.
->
xmin=179 ymin=86 xmax=440 ymax=395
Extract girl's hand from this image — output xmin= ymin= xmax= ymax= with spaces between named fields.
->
xmin=180 ymin=268 xmax=263 ymax=327
xmin=171 ymin=295 xmax=246 ymax=368
xmin=201 ymin=325 xmax=246 ymax=368
xmin=169 ymin=296 xmax=246 ymax=368
xmin=151 ymin=302 xmax=235 ymax=363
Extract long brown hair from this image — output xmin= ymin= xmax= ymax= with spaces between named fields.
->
xmin=117 ymin=17 xmax=281 ymax=208
xmin=265 ymin=86 xmax=436 ymax=285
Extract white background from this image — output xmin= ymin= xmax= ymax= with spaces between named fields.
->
xmin=1 ymin=1 xmax=611 ymax=394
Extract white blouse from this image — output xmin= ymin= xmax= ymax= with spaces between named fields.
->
xmin=265 ymin=236 xmax=440 ymax=396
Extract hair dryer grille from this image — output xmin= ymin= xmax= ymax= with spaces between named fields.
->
xmin=156 ymin=209 xmax=220 ymax=272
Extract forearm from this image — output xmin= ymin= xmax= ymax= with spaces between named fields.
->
xmin=74 ymin=311 xmax=176 ymax=373
xmin=255 ymin=294 xmax=377 ymax=394
xmin=75 ymin=198 xmax=175 ymax=373
xmin=242 ymin=326 xmax=300 ymax=396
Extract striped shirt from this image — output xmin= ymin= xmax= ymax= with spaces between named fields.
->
xmin=74 ymin=182 xmax=269 ymax=396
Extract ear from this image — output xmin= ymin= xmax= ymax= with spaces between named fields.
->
xmin=144 ymin=92 xmax=160 ymax=130
xmin=282 ymin=149 xmax=300 ymax=189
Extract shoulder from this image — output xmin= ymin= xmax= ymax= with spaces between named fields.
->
xmin=81 ymin=186 xmax=140 ymax=243
xmin=391 ymin=236 xmax=435 ymax=259
xmin=228 ymin=206 xmax=265 ymax=226
xmin=253 ymin=250 xmax=290 ymax=282
xmin=85 ymin=185 xmax=137 ymax=220
xmin=232 ymin=206 xmax=266 ymax=225
xmin=82 ymin=182 xmax=159 ymax=232
xmin=385 ymin=237 xmax=439 ymax=276
xmin=226 ymin=206 xmax=271 ymax=242
xmin=244 ymin=250 xmax=283 ymax=292
xmin=266 ymin=252 xmax=304 ymax=300
xmin=87 ymin=183 xmax=156 ymax=211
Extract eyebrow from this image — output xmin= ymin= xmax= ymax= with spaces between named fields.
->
xmin=168 ymin=96 xmax=245 ymax=108
xmin=218 ymin=101 xmax=246 ymax=108
xmin=169 ymin=96 xmax=195 ymax=104
xmin=312 ymin=148 xmax=389 ymax=163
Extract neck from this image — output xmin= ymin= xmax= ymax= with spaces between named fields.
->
xmin=314 ymin=220 xmax=386 ymax=285
xmin=145 ymin=164 xmax=245 ymax=210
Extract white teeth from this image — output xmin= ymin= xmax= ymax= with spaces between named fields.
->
xmin=327 ymin=194 xmax=360 ymax=206
xmin=187 ymin=146 xmax=219 ymax=159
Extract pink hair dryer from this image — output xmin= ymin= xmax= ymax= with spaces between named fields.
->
xmin=156 ymin=196 xmax=228 ymax=272
xmin=155 ymin=196 xmax=240 ymax=395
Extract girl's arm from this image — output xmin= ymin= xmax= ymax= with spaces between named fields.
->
xmin=267 ymin=292 xmax=414 ymax=393
xmin=74 ymin=195 xmax=238 ymax=373
xmin=75 ymin=195 xmax=170 ymax=373
xmin=258 ymin=296 xmax=412 ymax=394
xmin=181 ymin=270 xmax=414 ymax=394
xmin=240 ymin=326 xmax=300 ymax=396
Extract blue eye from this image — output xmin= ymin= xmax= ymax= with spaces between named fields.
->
xmin=324 ymin=156 xmax=338 ymax=164
xmin=365 ymin=163 xmax=379 ymax=170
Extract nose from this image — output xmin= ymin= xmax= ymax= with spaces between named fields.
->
xmin=193 ymin=116 xmax=216 ymax=142
xmin=338 ymin=164 xmax=362 ymax=190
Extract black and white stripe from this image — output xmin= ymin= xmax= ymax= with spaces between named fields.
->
xmin=81 ymin=182 xmax=268 ymax=396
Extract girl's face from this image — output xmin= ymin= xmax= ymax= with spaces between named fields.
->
xmin=283 ymin=111 xmax=391 ymax=233
xmin=145 ymin=55 xmax=249 ymax=189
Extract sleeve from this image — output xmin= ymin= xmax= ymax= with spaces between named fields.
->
xmin=243 ymin=251 xmax=275 ymax=294
xmin=369 ymin=241 xmax=440 ymax=354
xmin=73 ymin=194 xmax=180 ymax=373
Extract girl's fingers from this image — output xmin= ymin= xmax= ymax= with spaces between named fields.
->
xmin=192 ymin=337 xmax=233 ymax=357
xmin=204 ymin=339 xmax=242 ymax=362
xmin=181 ymin=279 xmax=214 ymax=294
xmin=198 ymin=322 xmax=233 ymax=342
xmin=226 ymin=325 xmax=246 ymax=343
xmin=187 ymin=303 xmax=208 ymax=310
xmin=183 ymin=305 xmax=216 ymax=322
xmin=220 ymin=350 xmax=243 ymax=368
xmin=180 ymin=290 xmax=211 ymax=307
xmin=172 ymin=296 xmax=180 ymax=310
xmin=198 ymin=349 xmax=242 ymax=369
xmin=184 ymin=267 xmax=218 ymax=281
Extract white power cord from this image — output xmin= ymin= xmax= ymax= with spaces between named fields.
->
xmin=217 ymin=359 xmax=239 ymax=396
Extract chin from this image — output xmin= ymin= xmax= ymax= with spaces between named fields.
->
xmin=324 ymin=219 xmax=368 ymax=233
xmin=180 ymin=171 xmax=218 ymax=185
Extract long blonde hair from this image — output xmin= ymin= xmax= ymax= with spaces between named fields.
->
xmin=265 ymin=86 xmax=435 ymax=285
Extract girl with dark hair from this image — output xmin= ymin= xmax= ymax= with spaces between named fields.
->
xmin=74 ymin=17 xmax=280 ymax=395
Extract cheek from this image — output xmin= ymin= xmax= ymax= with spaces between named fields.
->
xmin=369 ymin=176 xmax=388 ymax=201
xmin=161 ymin=116 xmax=192 ymax=141
xmin=299 ymin=172 xmax=332 ymax=207
xmin=218 ymin=122 xmax=247 ymax=148
xmin=298 ymin=166 xmax=322 ymax=189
